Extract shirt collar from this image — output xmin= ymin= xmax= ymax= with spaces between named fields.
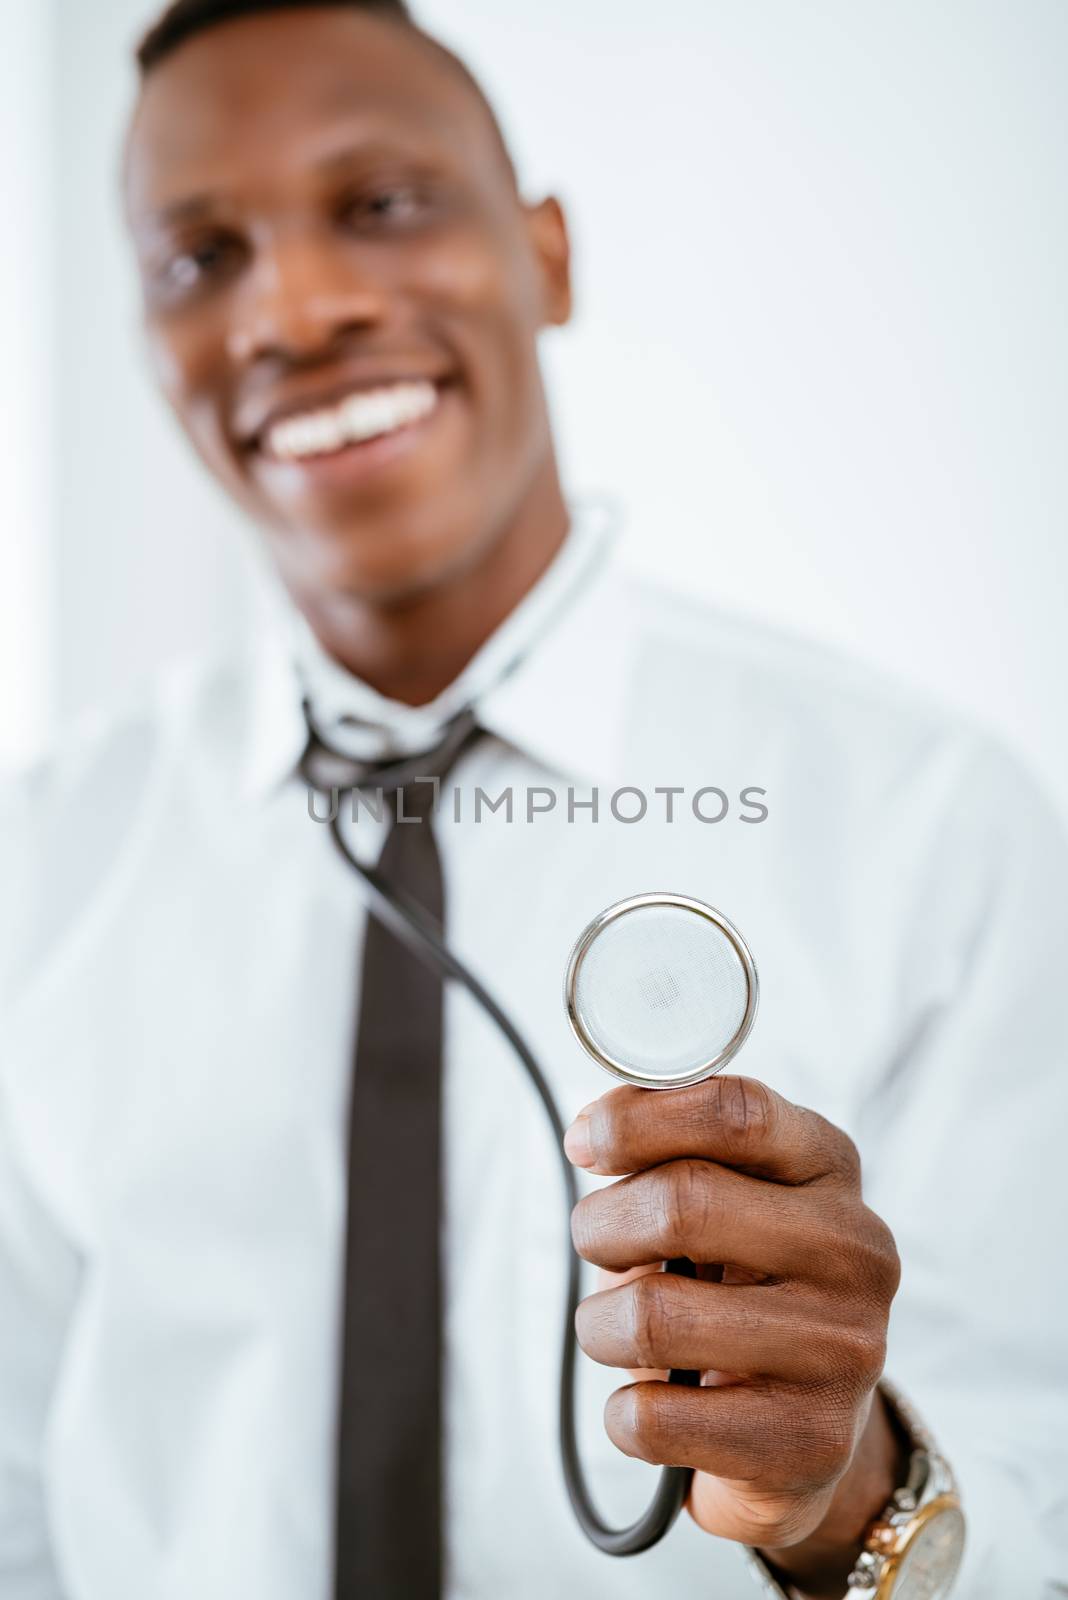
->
xmin=241 ymin=493 xmax=634 ymax=804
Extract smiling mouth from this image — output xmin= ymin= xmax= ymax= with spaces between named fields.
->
xmin=255 ymin=378 xmax=443 ymax=463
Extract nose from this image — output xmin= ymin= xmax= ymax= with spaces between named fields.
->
xmin=225 ymin=229 xmax=389 ymax=364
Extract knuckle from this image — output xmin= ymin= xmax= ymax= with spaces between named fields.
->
xmin=833 ymin=1128 xmax=862 ymax=1183
xmin=653 ymin=1158 xmax=710 ymax=1255
xmin=811 ymin=1112 xmax=861 ymax=1183
xmin=626 ymin=1272 xmax=672 ymax=1369
xmin=826 ymin=1205 xmax=901 ymax=1306
xmin=873 ymin=1218 xmax=902 ymax=1298
xmin=856 ymin=1210 xmax=902 ymax=1300
xmin=837 ymin=1322 xmax=888 ymax=1388
xmin=709 ymin=1075 xmax=776 ymax=1161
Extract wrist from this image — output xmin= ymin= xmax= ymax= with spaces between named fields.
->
xmin=756 ymin=1387 xmax=910 ymax=1599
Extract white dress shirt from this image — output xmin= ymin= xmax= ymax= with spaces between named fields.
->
xmin=1 ymin=500 xmax=1066 ymax=1600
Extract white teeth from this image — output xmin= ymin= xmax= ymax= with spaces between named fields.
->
xmin=264 ymin=380 xmax=439 ymax=461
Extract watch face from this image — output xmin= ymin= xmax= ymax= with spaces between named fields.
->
xmin=891 ymin=1503 xmax=966 ymax=1600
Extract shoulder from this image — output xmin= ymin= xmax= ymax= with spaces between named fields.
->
xmin=616 ymin=563 xmax=1067 ymax=851
xmin=0 ymin=634 xmax=264 ymax=824
xmin=621 ymin=567 xmax=946 ymax=737
xmin=0 ymin=635 xmax=273 ymax=1011
xmin=620 ymin=566 xmax=1000 ymax=778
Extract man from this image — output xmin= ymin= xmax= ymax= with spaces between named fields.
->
xmin=1 ymin=2 xmax=1065 ymax=1597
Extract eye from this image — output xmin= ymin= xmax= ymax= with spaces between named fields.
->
xmin=156 ymin=234 xmax=244 ymax=296
xmin=337 ymin=183 xmax=430 ymax=229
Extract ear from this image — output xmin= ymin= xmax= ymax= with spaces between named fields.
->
xmin=523 ymin=195 xmax=573 ymax=328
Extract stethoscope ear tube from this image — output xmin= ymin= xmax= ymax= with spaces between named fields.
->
xmin=320 ymin=805 xmax=695 ymax=1555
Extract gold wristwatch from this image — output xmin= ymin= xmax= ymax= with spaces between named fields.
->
xmin=746 ymin=1381 xmax=966 ymax=1600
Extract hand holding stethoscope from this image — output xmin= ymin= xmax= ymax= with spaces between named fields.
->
xmin=561 ymin=895 xmax=901 ymax=1569
xmin=311 ymin=727 xmax=903 ymax=1571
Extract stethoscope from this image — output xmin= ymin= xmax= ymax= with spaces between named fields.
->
xmin=300 ymin=704 xmax=759 ymax=1557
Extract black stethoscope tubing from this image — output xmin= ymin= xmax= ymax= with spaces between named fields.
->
xmin=301 ymin=731 xmax=695 ymax=1556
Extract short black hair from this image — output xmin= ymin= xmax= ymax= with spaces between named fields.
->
xmin=134 ymin=0 xmax=518 ymax=190
xmin=137 ymin=0 xmax=411 ymax=75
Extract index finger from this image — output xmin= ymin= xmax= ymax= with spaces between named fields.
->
xmin=563 ymin=1074 xmax=859 ymax=1186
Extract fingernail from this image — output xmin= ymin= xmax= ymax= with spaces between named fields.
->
xmin=564 ymin=1112 xmax=595 ymax=1169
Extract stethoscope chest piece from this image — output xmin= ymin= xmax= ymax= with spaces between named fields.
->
xmin=564 ymin=892 xmax=759 ymax=1090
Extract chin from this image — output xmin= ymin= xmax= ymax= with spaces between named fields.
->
xmin=306 ymin=517 xmax=488 ymax=607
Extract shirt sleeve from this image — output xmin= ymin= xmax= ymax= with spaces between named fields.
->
xmin=857 ymin=732 xmax=1068 ymax=1599
xmin=0 ymin=774 xmax=79 ymax=1599
xmin=0 ymin=1107 xmax=78 ymax=1599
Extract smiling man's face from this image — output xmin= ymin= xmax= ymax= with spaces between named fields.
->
xmin=123 ymin=7 xmax=572 ymax=608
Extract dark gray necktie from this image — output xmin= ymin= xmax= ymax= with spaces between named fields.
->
xmin=301 ymin=709 xmax=483 ymax=1599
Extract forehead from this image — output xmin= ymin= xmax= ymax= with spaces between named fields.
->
xmin=125 ymin=9 xmax=498 ymax=220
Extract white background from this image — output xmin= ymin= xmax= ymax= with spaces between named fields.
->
xmin=3 ymin=0 xmax=1066 ymax=809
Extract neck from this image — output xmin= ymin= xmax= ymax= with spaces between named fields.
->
xmin=292 ymin=471 xmax=571 ymax=706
